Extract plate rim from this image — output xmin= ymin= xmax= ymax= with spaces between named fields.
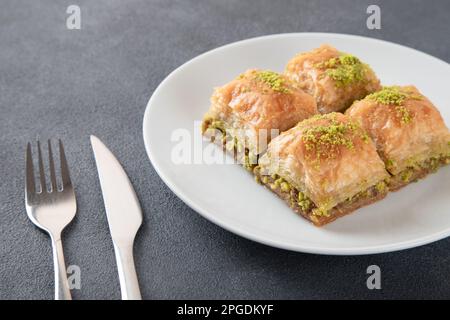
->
xmin=143 ymin=32 xmax=450 ymax=255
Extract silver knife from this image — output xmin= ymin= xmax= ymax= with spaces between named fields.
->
xmin=90 ymin=135 xmax=143 ymax=300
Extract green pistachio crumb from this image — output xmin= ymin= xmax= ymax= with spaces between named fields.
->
xmin=429 ymin=157 xmax=440 ymax=172
xmin=255 ymin=70 xmax=290 ymax=93
xmin=386 ymin=159 xmax=395 ymax=169
xmin=274 ymin=178 xmax=283 ymax=188
xmin=366 ymin=86 xmax=407 ymax=105
xmin=243 ymin=155 xmax=250 ymax=168
xmin=315 ymin=54 xmax=367 ymax=87
xmin=375 ymin=181 xmax=386 ymax=193
xmin=312 ymin=206 xmax=329 ymax=217
xmin=395 ymin=106 xmax=412 ymax=124
xmin=401 ymin=170 xmax=413 ymax=183
xmin=298 ymin=199 xmax=311 ymax=211
xmin=280 ymin=182 xmax=291 ymax=193
xmin=366 ymin=87 xmax=415 ymax=124
xmin=301 ymin=114 xmax=360 ymax=160
xmin=261 ymin=176 xmax=269 ymax=184
xmin=254 ymin=175 xmax=261 ymax=184
xmin=361 ymin=133 xmax=370 ymax=143
xmin=340 ymin=54 xmax=361 ymax=65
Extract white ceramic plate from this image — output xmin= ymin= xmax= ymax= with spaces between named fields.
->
xmin=143 ymin=33 xmax=450 ymax=255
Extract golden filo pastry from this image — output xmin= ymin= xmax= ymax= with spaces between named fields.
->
xmin=256 ymin=113 xmax=390 ymax=226
xmin=202 ymin=69 xmax=318 ymax=169
xmin=285 ymin=44 xmax=381 ymax=114
xmin=346 ymin=85 xmax=450 ymax=190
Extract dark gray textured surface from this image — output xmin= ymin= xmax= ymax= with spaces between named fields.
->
xmin=0 ymin=0 xmax=449 ymax=300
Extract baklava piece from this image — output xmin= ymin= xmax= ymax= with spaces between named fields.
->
xmin=346 ymin=86 xmax=450 ymax=190
xmin=285 ymin=44 xmax=381 ymax=114
xmin=202 ymin=69 xmax=318 ymax=170
xmin=256 ymin=113 xmax=389 ymax=226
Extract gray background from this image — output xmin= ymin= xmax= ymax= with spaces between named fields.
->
xmin=0 ymin=0 xmax=449 ymax=300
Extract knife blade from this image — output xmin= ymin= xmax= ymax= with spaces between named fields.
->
xmin=90 ymin=135 xmax=142 ymax=300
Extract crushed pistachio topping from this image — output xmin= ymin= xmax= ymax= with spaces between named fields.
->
xmin=366 ymin=86 xmax=417 ymax=124
xmin=395 ymin=105 xmax=412 ymax=124
xmin=315 ymin=54 xmax=367 ymax=87
xmin=301 ymin=113 xmax=367 ymax=161
xmin=366 ymin=86 xmax=407 ymax=105
xmin=361 ymin=132 xmax=370 ymax=143
xmin=254 ymin=70 xmax=290 ymax=93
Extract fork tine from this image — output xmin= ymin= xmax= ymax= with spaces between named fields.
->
xmin=59 ymin=140 xmax=72 ymax=189
xmin=26 ymin=142 xmax=36 ymax=195
xmin=48 ymin=140 xmax=57 ymax=192
xmin=37 ymin=141 xmax=47 ymax=193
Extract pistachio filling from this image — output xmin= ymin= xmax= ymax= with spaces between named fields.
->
xmin=375 ymin=181 xmax=387 ymax=193
xmin=315 ymin=54 xmax=368 ymax=87
xmin=255 ymin=167 xmax=387 ymax=218
xmin=385 ymin=158 xmax=396 ymax=171
xmin=203 ymin=118 xmax=258 ymax=170
xmin=389 ymin=155 xmax=450 ymax=185
xmin=254 ymin=169 xmax=319 ymax=214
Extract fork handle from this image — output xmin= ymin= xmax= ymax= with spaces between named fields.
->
xmin=51 ymin=235 xmax=72 ymax=300
xmin=113 ymin=239 xmax=142 ymax=300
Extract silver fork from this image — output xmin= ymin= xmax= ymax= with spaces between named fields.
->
xmin=25 ymin=140 xmax=77 ymax=300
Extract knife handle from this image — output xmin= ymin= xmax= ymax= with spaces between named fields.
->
xmin=113 ymin=239 xmax=142 ymax=300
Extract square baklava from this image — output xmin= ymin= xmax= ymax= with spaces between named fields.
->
xmin=257 ymin=113 xmax=390 ymax=226
xmin=285 ymin=44 xmax=381 ymax=114
xmin=202 ymin=69 xmax=318 ymax=169
xmin=346 ymin=85 xmax=450 ymax=190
